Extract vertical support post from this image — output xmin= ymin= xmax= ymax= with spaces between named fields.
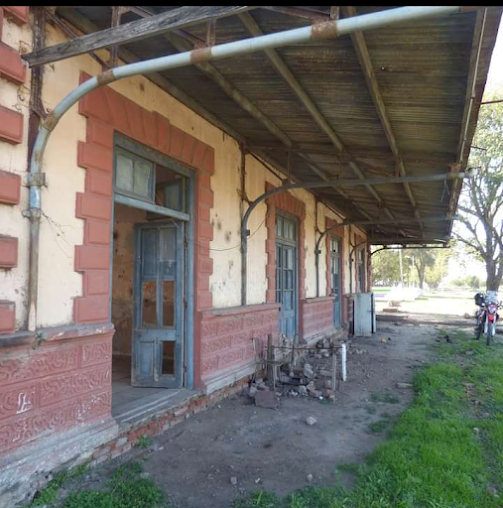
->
xmin=331 ymin=346 xmax=337 ymax=390
xmin=267 ymin=334 xmax=275 ymax=388
xmin=341 ymin=343 xmax=347 ymax=381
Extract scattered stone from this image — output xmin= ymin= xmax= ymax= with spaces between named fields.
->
xmin=306 ymin=416 xmax=317 ymax=426
xmin=255 ymin=478 xmax=261 ymax=484
xmin=465 ymin=350 xmax=475 ymax=356
xmin=303 ymin=363 xmax=315 ymax=379
xmin=140 ymin=472 xmax=150 ymax=479
xmin=307 ymin=474 xmax=313 ymax=482
xmin=298 ymin=386 xmax=308 ymax=396
xmin=255 ymin=390 xmax=279 ymax=410
xmin=230 ymin=477 xmax=238 ymax=486
xmin=396 ymin=382 xmax=413 ymax=389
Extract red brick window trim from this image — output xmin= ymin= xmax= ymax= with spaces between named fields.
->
xmin=264 ymin=182 xmax=306 ymax=305
xmin=76 ymin=72 xmax=215 ymax=385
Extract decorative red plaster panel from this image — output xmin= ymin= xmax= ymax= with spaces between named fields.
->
xmin=0 ymin=332 xmax=114 ymax=455
xmin=302 ymin=298 xmax=335 ymax=340
xmin=0 ymin=169 xmax=21 ymax=205
xmin=0 ymin=235 xmax=18 ymax=268
xmin=0 ymin=344 xmax=79 ymax=385
xmin=39 ymin=365 xmax=110 ymax=406
xmin=0 ymin=390 xmax=111 ymax=454
xmin=0 ymin=105 xmax=23 ymax=144
xmin=199 ymin=304 xmax=279 ymax=379
xmin=81 ymin=338 xmax=112 ymax=367
xmin=0 ymin=382 xmax=36 ymax=420
xmin=0 ymin=301 xmax=15 ymax=334
xmin=3 ymin=6 xmax=29 ymax=25
xmin=0 ymin=42 xmax=26 ymax=85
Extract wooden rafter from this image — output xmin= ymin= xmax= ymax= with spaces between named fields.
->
xmin=54 ymin=7 xmax=363 ymax=222
xmin=238 ymin=11 xmax=395 ymax=222
xmin=342 ymin=6 xmax=423 ymax=235
xmin=24 ymin=6 xmax=256 ymax=66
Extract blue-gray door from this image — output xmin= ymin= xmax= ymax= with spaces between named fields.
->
xmin=133 ymin=222 xmax=184 ymax=388
xmin=329 ymin=236 xmax=342 ymax=327
xmin=275 ymin=214 xmax=297 ymax=338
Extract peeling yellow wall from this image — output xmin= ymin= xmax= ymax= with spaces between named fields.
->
xmin=1 ymin=19 xmax=367 ymax=332
xmin=0 ymin=15 xmax=31 ymax=328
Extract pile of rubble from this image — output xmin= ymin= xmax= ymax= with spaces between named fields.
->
xmin=248 ymin=337 xmax=339 ymax=406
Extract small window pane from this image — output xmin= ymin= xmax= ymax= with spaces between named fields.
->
xmin=134 ymin=160 xmax=152 ymax=198
xmin=276 ymin=217 xmax=282 ymax=237
xmin=163 ymin=180 xmax=185 ymax=212
xmin=142 ymin=229 xmax=157 ymax=278
xmin=163 ymin=281 xmax=175 ymax=327
xmin=160 ymin=228 xmax=176 ymax=278
xmin=162 ymin=341 xmax=175 ymax=375
xmin=142 ymin=281 xmax=157 ymax=328
xmin=116 ymin=153 xmax=134 ymax=192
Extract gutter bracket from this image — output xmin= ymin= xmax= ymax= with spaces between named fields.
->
xmin=23 ymin=208 xmax=42 ymax=220
xmin=26 ymin=173 xmax=46 ymax=188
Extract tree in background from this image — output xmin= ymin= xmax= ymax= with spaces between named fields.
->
xmin=371 ymin=247 xmax=450 ymax=289
xmin=454 ymin=87 xmax=503 ymax=291
xmin=410 ymin=250 xmax=436 ymax=290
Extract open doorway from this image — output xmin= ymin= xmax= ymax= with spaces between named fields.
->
xmin=110 ymin=134 xmax=192 ymax=420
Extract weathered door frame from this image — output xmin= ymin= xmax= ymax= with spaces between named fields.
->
xmin=110 ymin=132 xmax=196 ymax=388
xmin=133 ymin=221 xmax=184 ymax=388
xmin=275 ymin=211 xmax=298 ymax=339
xmin=329 ymin=235 xmax=342 ymax=328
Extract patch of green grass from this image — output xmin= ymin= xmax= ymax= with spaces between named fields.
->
xmin=368 ymin=419 xmax=390 ymax=433
xmin=337 ymin=463 xmax=360 ymax=475
xmin=28 ymin=471 xmax=69 ymax=507
xmin=135 ymin=435 xmax=153 ymax=449
xmin=61 ymin=462 xmax=170 ymax=508
xmin=27 ymin=462 xmax=89 ymax=507
xmin=231 ymin=491 xmax=281 ymax=508
xmin=233 ymin=330 xmax=503 ymax=508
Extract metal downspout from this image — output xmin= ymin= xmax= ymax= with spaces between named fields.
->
xmin=26 ymin=6 xmax=474 ymax=329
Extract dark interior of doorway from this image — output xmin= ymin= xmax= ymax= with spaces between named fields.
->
xmin=111 ymin=162 xmax=184 ymax=418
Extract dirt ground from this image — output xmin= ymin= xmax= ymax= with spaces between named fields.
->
xmin=60 ymin=320 xmax=440 ymax=508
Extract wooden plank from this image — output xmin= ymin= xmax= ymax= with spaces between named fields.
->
xmin=238 ymin=11 xmax=392 ymax=220
xmin=342 ymin=6 xmax=422 ymax=231
xmin=25 ymin=6 xmax=255 ymax=67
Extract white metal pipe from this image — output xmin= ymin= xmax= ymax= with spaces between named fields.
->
xmin=26 ymin=6 xmax=474 ymax=330
xmin=341 ymin=343 xmax=347 ymax=382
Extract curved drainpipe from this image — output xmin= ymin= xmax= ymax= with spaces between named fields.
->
xmin=26 ymin=6 xmax=475 ymax=330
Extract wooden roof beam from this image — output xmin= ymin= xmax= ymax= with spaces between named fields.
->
xmin=238 ymin=11 xmax=396 ymax=222
xmin=163 ymin=30 xmax=374 ymax=221
xmin=342 ymin=6 xmax=423 ymax=234
xmin=24 ymin=6 xmax=256 ymax=66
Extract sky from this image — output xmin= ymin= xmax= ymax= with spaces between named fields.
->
xmin=486 ymin=19 xmax=503 ymax=91
xmin=445 ymin=19 xmax=503 ymax=284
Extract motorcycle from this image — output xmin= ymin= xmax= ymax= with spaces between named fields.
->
xmin=474 ymin=291 xmax=500 ymax=346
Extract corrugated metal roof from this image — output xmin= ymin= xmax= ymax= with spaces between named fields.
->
xmin=58 ymin=6 xmax=502 ymax=243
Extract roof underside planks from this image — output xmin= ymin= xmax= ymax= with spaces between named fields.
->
xmin=43 ymin=6 xmax=502 ymax=244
